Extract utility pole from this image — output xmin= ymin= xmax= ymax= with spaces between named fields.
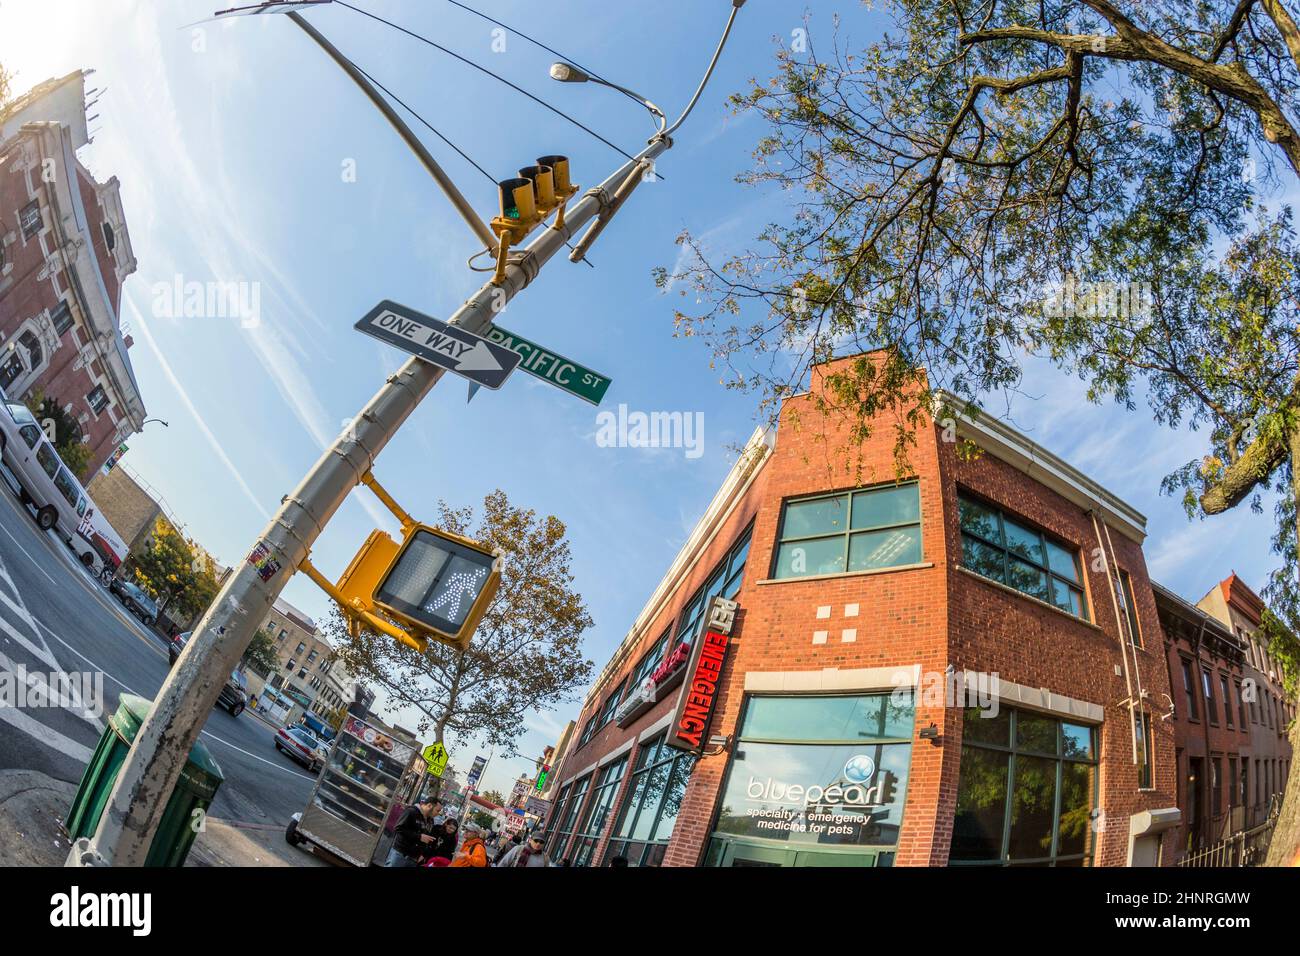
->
xmin=68 ymin=0 xmax=744 ymax=867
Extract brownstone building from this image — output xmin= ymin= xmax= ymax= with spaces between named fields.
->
xmin=0 ymin=71 xmax=146 ymax=475
xmin=543 ymin=356 xmax=1180 ymax=868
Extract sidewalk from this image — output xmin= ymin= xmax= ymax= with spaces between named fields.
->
xmin=0 ymin=769 xmax=329 ymax=867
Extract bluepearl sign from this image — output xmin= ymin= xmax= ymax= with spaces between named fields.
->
xmin=666 ymin=597 xmax=739 ymax=752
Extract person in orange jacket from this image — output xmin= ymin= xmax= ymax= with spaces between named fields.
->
xmin=449 ymin=824 xmax=489 ymax=867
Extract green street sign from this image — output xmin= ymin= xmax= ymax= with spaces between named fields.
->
xmin=484 ymin=324 xmax=612 ymax=406
xmin=422 ymin=742 xmax=449 ymax=777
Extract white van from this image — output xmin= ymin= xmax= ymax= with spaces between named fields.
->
xmin=0 ymin=398 xmax=112 ymax=576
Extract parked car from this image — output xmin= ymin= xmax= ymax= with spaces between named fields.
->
xmin=166 ymin=634 xmax=249 ymax=717
xmin=218 ymin=668 xmax=249 ymax=717
xmin=276 ymin=725 xmax=324 ymax=772
xmin=109 ymin=578 xmax=158 ymax=626
xmin=0 ymin=399 xmax=113 ymax=579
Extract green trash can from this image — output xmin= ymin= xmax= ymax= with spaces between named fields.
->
xmin=66 ymin=693 xmax=225 ymax=867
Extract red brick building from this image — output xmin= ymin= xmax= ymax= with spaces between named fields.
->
xmin=0 ymin=71 xmax=146 ymax=476
xmin=1155 ymin=575 xmax=1293 ymax=860
xmin=543 ymin=356 xmax=1180 ymax=867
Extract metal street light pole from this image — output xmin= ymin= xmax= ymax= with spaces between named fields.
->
xmin=69 ymin=0 xmax=743 ymax=867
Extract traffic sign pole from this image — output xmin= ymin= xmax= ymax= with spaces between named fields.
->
xmin=71 ymin=2 xmax=745 ymax=867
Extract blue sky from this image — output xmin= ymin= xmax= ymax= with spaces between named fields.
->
xmin=0 ymin=0 xmax=1282 ymax=797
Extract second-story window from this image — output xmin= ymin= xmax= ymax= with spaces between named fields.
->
xmin=958 ymin=494 xmax=1088 ymax=620
xmin=774 ymin=483 xmax=920 ymax=580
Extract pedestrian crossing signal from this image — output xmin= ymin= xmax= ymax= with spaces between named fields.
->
xmin=373 ymin=525 xmax=502 ymax=651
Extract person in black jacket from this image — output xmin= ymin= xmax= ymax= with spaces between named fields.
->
xmin=425 ymin=818 xmax=459 ymax=864
xmin=386 ymin=798 xmax=442 ymax=867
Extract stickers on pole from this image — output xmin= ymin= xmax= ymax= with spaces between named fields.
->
xmin=354 ymin=300 xmax=520 ymax=390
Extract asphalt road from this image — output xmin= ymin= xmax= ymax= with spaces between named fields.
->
xmin=0 ymin=464 xmax=317 ymax=834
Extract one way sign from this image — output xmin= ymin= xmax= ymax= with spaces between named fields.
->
xmin=354 ymin=300 xmax=521 ymax=390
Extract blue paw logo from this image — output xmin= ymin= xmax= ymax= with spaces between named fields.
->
xmin=843 ymin=754 xmax=875 ymax=783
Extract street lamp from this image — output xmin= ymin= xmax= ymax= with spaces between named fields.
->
xmin=142 ymin=418 xmax=169 ymax=428
xmin=548 ymin=62 xmax=666 ymax=134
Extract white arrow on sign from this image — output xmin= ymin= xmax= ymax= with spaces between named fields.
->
xmin=456 ymin=341 xmax=503 ymax=374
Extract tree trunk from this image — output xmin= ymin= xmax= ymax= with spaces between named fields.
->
xmin=1265 ymin=425 xmax=1300 ymax=867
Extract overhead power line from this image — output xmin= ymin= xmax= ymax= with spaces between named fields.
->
xmin=335 ymin=0 xmax=639 ymax=164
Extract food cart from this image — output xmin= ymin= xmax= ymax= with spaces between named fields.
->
xmin=286 ymin=713 xmax=422 ymax=866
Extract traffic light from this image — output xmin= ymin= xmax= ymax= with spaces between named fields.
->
xmin=491 ymin=156 xmax=579 ymax=284
xmin=372 ymin=525 xmax=502 ymax=650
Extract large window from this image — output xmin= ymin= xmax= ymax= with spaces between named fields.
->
xmin=950 ymin=707 xmax=1098 ymax=866
xmin=548 ymin=774 xmax=590 ymax=860
xmin=605 ymin=733 xmax=695 ymax=867
xmin=709 ymin=693 xmax=915 ymax=862
xmin=1221 ymin=676 xmax=1233 ymax=729
xmin=959 ymin=495 xmax=1088 ymax=620
xmin=773 ymin=483 xmax=921 ymax=580
xmin=1203 ymin=669 xmax=1219 ymax=726
xmin=570 ymin=756 xmax=628 ymax=866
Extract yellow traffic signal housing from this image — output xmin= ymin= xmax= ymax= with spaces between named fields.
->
xmin=372 ymin=524 xmax=503 ymax=652
xmin=336 ymin=529 xmax=400 ymax=627
xmin=491 ymin=156 xmax=580 ymax=285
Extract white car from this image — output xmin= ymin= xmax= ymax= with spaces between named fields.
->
xmin=0 ymin=398 xmax=113 ymax=577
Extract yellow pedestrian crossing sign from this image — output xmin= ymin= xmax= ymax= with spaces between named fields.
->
xmin=422 ymin=742 xmax=449 ymax=777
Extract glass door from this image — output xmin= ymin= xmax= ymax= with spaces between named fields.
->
xmin=710 ymin=838 xmax=880 ymax=867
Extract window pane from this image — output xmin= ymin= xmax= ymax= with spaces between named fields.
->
xmin=958 ymin=497 xmax=1001 ymax=543
xmin=963 ymin=706 xmax=1010 ymax=746
xmin=1007 ymin=559 xmax=1049 ymax=601
xmin=961 ymin=535 xmax=1005 ymax=584
xmin=1045 ymin=539 xmax=1081 ymax=583
xmin=1061 ymin=723 xmax=1094 ymax=760
xmin=950 ymin=747 xmax=1009 ymax=860
xmin=782 ymin=495 xmax=849 ymax=538
xmin=629 ymin=763 xmax=669 ymax=841
xmin=728 ymin=532 xmax=751 ymax=578
xmin=1049 ymin=577 xmax=1076 ymax=614
xmin=1003 ymin=518 xmax=1045 ymax=566
xmin=743 ymin=694 xmax=915 ymax=742
xmin=851 ymin=484 xmax=919 ymax=530
xmin=848 ymin=526 xmax=921 ymax=571
xmin=774 ymin=536 xmax=845 ymax=579
xmin=1016 ymin=713 xmax=1058 ymax=754
xmin=652 ymin=756 xmax=692 ymax=841
xmin=1007 ymin=755 xmax=1057 ymax=860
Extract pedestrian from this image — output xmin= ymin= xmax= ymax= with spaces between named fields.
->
xmin=496 ymin=832 xmax=551 ymax=868
xmin=450 ymin=823 xmax=489 ymax=867
xmin=423 ymin=817 xmax=459 ymax=866
xmin=385 ymin=797 xmax=442 ymax=868
xmin=607 ymin=855 xmax=628 ymax=867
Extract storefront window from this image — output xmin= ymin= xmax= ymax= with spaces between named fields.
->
xmin=548 ymin=773 xmax=590 ymax=861
xmin=949 ymin=707 xmax=1098 ymax=866
xmin=707 ymin=692 xmax=915 ymax=866
xmin=605 ymin=734 xmax=695 ymax=866
xmin=773 ymin=484 xmax=921 ymax=580
xmin=570 ymin=756 xmax=627 ymax=866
